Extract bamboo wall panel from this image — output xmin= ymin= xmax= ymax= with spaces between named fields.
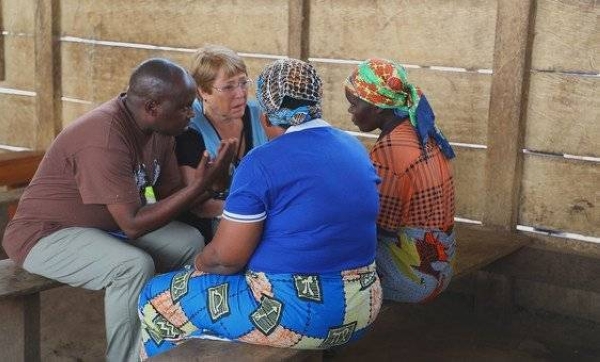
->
xmin=532 ymin=0 xmax=599 ymax=73
xmin=310 ymin=0 xmax=497 ymax=69
xmin=0 ymin=36 xmax=35 ymax=90
xmin=519 ymin=155 xmax=599 ymax=236
xmin=59 ymin=0 xmax=289 ymax=55
xmin=525 ymin=72 xmax=600 ymax=157
xmin=314 ymin=62 xmax=491 ymax=144
xmin=0 ymin=94 xmax=36 ymax=148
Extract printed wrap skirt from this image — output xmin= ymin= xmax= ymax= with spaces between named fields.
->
xmin=138 ymin=262 xmax=382 ymax=359
xmin=376 ymin=227 xmax=456 ymax=303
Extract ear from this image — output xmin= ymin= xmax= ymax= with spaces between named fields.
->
xmin=197 ymin=87 xmax=210 ymax=101
xmin=260 ymin=113 xmax=272 ymax=128
xmin=144 ymin=99 xmax=159 ymax=117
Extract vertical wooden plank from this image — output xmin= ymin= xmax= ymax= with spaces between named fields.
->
xmin=483 ymin=0 xmax=535 ymax=230
xmin=288 ymin=0 xmax=310 ymax=60
xmin=0 ymin=0 xmax=5 ymax=81
xmin=34 ymin=0 xmax=61 ymax=150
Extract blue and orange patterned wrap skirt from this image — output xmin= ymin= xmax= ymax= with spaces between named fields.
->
xmin=377 ymin=227 xmax=456 ymax=303
xmin=138 ymin=262 xmax=382 ymax=359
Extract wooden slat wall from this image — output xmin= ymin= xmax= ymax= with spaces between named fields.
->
xmin=516 ymin=0 xmax=599 ymax=237
xmin=1 ymin=36 xmax=35 ymax=90
xmin=0 ymin=0 xmax=598 ymax=238
xmin=60 ymin=45 xmax=275 ymax=104
xmin=526 ymin=73 xmax=599 ymax=157
xmin=0 ymin=0 xmax=36 ymax=148
xmin=519 ymin=155 xmax=599 ymax=236
xmin=524 ymin=0 xmax=599 ymax=157
xmin=0 ymin=0 xmax=36 ymax=90
xmin=531 ymin=0 xmax=598 ymax=74
xmin=0 ymin=95 xmax=36 ymax=147
xmin=309 ymin=0 xmax=497 ymax=69
xmin=59 ymin=0 xmax=289 ymax=54
xmin=2 ymin=0 xmax=35 ymax=34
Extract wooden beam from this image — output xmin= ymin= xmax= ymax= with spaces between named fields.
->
xmin=483 ymin=0 xmax=535 ymax=230
xmin=34 ymin=0 xmax=61 ymax=150
xmin=287 ymin=0 xmax=310 ymax=61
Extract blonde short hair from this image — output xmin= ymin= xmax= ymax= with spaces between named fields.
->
xmin=189 ymin=45 xmax=247 ymax=94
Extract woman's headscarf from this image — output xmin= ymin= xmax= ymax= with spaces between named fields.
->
xmin=256 ymin=58 xmax=323 ymax=127
xmin=345 ymin=58 xmax=455 ymax=159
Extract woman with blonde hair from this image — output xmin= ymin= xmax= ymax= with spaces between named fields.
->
xmin=176 ymin=45 xmax=268 ymax=241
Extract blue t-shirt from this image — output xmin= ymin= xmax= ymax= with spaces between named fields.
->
xmin=223 ymin=119 xmax=380 ymax=273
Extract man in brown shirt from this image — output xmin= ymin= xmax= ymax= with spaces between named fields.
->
xmin=2 ymin=58 xmax=234 ymax=362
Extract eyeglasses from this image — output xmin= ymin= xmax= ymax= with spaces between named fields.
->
xmin=213 ymin=79 xmax=253 ymax=94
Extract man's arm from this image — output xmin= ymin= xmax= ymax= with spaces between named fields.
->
xmin=194 ymin=218 xmax=263 ymax=275
xmin=107 ymin=140 xmax=235 ymax=240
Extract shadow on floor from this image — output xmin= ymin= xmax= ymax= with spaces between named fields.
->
xmin=329 ymin=293 xmax=600 ymax=362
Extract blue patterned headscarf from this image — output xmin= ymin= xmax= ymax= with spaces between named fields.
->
xmin=256 ymin=59 xmax=323 ymax=127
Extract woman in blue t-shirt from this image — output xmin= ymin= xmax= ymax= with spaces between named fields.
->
xmin=139 ymin=58 xmax=382 ymax=360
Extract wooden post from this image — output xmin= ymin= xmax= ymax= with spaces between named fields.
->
xmin=483 ymin=0 xmax=535 ymax=230
xmin=288 ymin=0 xmax=310 ymax=61
xmin=34 ymin=0 xmax=61 ymax=150
xmin=0 ymin=0 xmax=5 ymax=81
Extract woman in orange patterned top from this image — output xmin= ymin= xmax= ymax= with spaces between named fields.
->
xmin=344 ymin=58 xmax=456 ymax=303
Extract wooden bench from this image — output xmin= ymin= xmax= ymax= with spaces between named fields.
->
xmin=148 ymin=223 xmax=532 ymax=361
xmin=148 ymin=339 xmax=323 ymax=361
xmin=0 ymin=150 xmax=532 ymax=360
xmin=0 ymin=150 xmax=45 ymax=257
xmin=452 ymin=223 xmax=533 ymax=319
xmin=0 ymin=259 xmax=62 ymax=362
xmin=0 ymin=150 xmax=45 ymax=190
xmin=453 ymin=223 xmax=532 ymax=278
xmin=0 ymin=150 xmax=65 ymax=361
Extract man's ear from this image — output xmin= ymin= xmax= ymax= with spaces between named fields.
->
xmin=144 ymin=99 xmax=159 ymax=117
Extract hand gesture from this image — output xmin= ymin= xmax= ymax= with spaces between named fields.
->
xmin=193 ymin=138 xmax=238 ymax=192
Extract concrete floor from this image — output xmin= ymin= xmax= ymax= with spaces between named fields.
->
xmin=40 ymin=286 xmax=600 ymax=362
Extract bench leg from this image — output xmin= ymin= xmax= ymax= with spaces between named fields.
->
xmin=0 ymin=293 xmax=41 ymax=362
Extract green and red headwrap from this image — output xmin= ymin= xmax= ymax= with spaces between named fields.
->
xmin=345 ymin=58 xmax=455 ymax=159
xmin=345 ymin=58 xmax=421 ymax=126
